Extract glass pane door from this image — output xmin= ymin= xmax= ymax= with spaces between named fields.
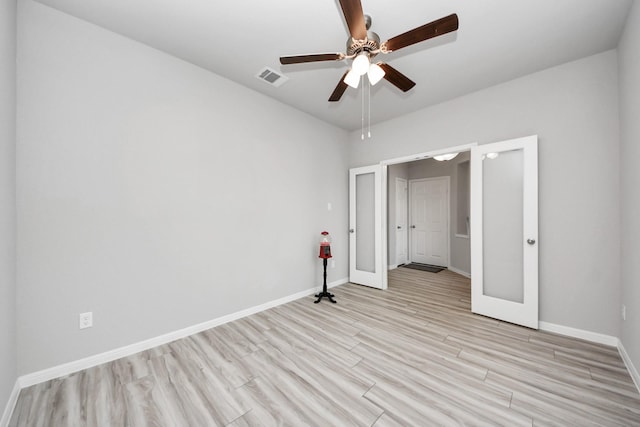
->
xmin=470 ymin=136 xmax=538 ymax=329
xmin=349 ymin=165 xmax=384 ymax=289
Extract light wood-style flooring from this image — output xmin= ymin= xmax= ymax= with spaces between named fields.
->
xmin=10 ymin=268 xmax=640 ymax=426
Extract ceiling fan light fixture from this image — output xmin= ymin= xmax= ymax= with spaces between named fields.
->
xmin=344 ymin=69 xmax=360 ymax=89
xmin=433 ymin=152 xmax=459 ymax=161
xmin=352 ymin=52 xmax=370 ymax=76
xmin=279 ymin=11 xmax=459 ymax=103
xmin=368 ymin=63 xmax=385 ymax=85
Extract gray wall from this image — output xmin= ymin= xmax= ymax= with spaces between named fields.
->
xmin=349 ymin=50 xmax=622 ymax=337
xmin=407 ymin=153 xmax=471 ymax=275
xmin=16 ymin=1 xmax=349 ymax=374
xmin=0 ymin=0 xmax=17 ymax=413
xmin=619 ymin=0 xmax=640 ymax=379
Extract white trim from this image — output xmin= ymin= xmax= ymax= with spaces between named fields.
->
xmin=618 ymin=341 xmax=640 ymax=394
xmin=6 ymin=294 xmax=639 ymax=415
xmin=0 ymin=380 xmax=21 ymax=427
xmin=454 ymin=234 xmax=469 ymax=239
xmin=18 ymin=279 xmax=347 ymax=388
xmin=382 ymin=143 xmax=478 ymax=166
xmin=538 ymin=322 xmax=639 ymax=394
xmin=388 ymin=264 xmax=398 ymax=271
xmin=538 ymin=321 xmax=619 ymax=347
xmin=448 ymin=266 xmax=471 ymax=278
xmin=394 ymin=177 xmax=409 ymax=267
xmin=324 ymin=277 xmax=349 ymax=290
xmin=381 ymin=164 xmax=388 ymax=289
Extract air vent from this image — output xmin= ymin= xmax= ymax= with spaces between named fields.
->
xmin=256 ymin=67 xmax=289 ymax=87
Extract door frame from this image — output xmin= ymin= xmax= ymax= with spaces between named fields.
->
xmin=395 ymin=177 xmax=408 ymax=267
xmin=408 ymin=176 xmax=450 ymax=267
xmin=381 ymin=143 xmax=478 ymax=288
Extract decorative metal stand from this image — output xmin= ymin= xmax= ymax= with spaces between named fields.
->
xmin=314 ymin=258 xmax=336 ymax=304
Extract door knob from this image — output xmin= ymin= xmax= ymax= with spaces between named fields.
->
xmin=349 ymin=228 xmax=355 ymax=233
xmin=527 ymin=239 xmax=536 ymax=245
xmin=397 ymin=226 xmax=402 ymax=229
xmin=411 ymin=225 xmax=416 ymax=229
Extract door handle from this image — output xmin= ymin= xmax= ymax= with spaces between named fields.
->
xmin=397 ymin=226 xmax=402 ymax=230
xmin=411 ymin=225 xmax=416 ymax=229
xmin=349 ymin=228 xmax=355 ymax=233
xmin=527 ymin=239 xmax=536 ymax=245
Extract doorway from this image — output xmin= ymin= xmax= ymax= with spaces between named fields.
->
xmin=386 ymin=149 xmax=471 ymax=277
xmin=350 ymin=136 xmax=538 ymax=329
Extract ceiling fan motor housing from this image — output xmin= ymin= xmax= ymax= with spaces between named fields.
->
xmin=346 ymin=14 xmax=379 ymax=57
xmin=346 ymin=31 xmax=380 ymax=56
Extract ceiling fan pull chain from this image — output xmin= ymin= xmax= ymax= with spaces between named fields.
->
xmin=368 ymin=78 xmax=372 ymax=138
xmin=361 ymin=75 xmax=365 ymax=140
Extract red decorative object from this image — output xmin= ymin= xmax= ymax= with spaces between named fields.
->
xmin=315 ymin=231 xmax=336 ymax=303
xmin=318 ymin=231 xmax=332 ymax=259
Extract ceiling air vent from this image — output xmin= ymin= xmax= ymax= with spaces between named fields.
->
xmin=256 ymin=67 xmax=289 ymax=87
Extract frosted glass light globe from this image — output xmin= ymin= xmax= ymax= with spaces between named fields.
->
xmin=352 ymin=53 xmax=370 ymax=76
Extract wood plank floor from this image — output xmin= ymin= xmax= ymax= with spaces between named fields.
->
xmin=10 ymin=268 xmax=640 ymax=426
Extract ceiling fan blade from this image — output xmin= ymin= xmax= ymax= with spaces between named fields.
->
xmin=378 ymin=63 xmax=416 ymax=92
xmin=280 ymin=53 xmax=344 ymax=65
xmin=383 ymin=13 xmax=459 ymax=53
xmin=338 ymin=0 xmax=368 ymax=40
xmin=328 ymin=72 xmax=350 ymax=102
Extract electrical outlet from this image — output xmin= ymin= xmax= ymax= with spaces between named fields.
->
xmin=330 ymin=260 xmax=336 ymax=268
xmin=622 ymin=305 xmax=626 ymax=321
xmin=79 ymin=312 xmax=93 ymax=329
xmin=327 ymin=202 xmax=332 ymax=211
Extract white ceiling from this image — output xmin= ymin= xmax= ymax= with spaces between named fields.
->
xmin=33 ymin=0 xmax=633 ymax=131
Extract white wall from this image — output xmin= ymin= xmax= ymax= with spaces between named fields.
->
xmin=16 ymin=1 xmax=349 ymax=374
xmin=619 ymin=0 xmax=640 ymax=378
xmin=0 ymin=0 xmax=17 ymax=413
xmin=349 ymin=50 xmax=622 ymax=337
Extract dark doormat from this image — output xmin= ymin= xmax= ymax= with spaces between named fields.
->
xmin=401 ymin=263 xmax=446 ymax=273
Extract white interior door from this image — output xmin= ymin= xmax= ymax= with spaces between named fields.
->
xmin=349 ymin=165 xmax=384 ymax=289
xmin=470 ymin=135 xmax=538 ymax=329
xmin=409 ymin=177 xmax=449 ymax=267
xmin=395 ymin=178 xmax=408 ymax=266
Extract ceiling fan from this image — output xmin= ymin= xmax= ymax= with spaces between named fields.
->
xmin=279 ymin=0 xmax=459 ymax=102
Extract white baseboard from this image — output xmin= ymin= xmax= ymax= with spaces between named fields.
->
xmin=538 ymin=321 xmax=619 ymax=347
xmin=388 ymin=264 xmax=398 ymax=271
xmin=618 ymin=341 xmax=640 ymax=394
xmin=537 ymin=322 xmax=640 ymax=394
xmin=19 ymin=278 xmax=349 ymax=389
xmin=326 ymin=277 xmax=348 ymax=290
xmin=448 ymin=266 xmax=471 ymax=278
xmin=0 ymin=380 xmax=21 ymax=427
xmin=13 ymin=277 xmax=636 ymax=417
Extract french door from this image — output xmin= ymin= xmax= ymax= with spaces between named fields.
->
xmin=349 ymin=165 xmax=384 ymax=289
xmin=470 ymin=135 xmax=539 ymax=329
